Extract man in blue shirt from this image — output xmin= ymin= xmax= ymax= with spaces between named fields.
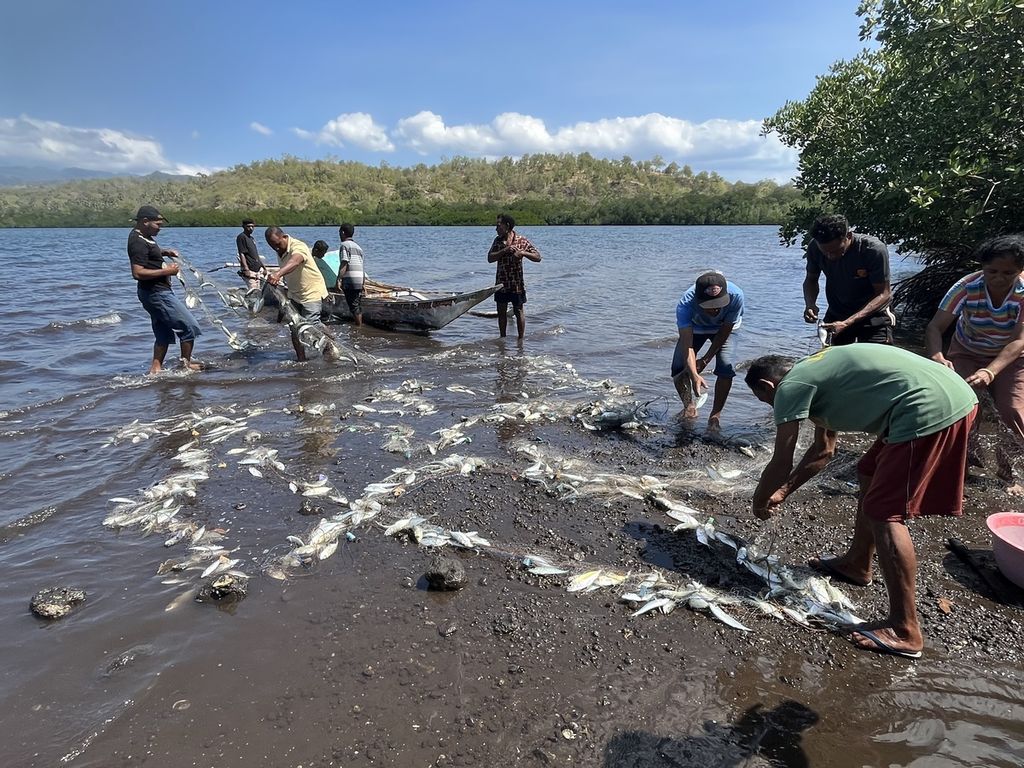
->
xmin=671 ymin=271 xmax=745 ymax=430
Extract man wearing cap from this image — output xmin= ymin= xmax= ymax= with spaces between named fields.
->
xmin=264 ymin=226 xmax=330 ymax=362
xmin=803 ymin=213 xmax=894 ymax=345
xmin=672 ymin=272 xmax=745 ymax=430
xmin=127 ymin=205 xmax=203 ymax=373
xmin=236 ymin=219 xmax=265 ymax=290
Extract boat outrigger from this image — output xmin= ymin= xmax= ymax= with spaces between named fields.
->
xmin=250 ymin=274 xmax=501 ymax=332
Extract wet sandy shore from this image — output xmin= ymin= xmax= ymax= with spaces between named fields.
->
xmin=75 ymin=431 xmax=1024 ymax=768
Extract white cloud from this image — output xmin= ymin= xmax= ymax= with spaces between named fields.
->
xmin=250 ymin=121 xmax=273 ymax=136
xmin=0 ymin=115 xmax=212 ymax=175
xmin=390 ymin=111 xmax=797 ymax=180
xmin=393 ymin=111 xmax=499 ymax=154
xmin=305 ymin=112 xmax=394 ymax=152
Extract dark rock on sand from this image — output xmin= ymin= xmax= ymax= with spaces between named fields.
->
xmin=425 ymin=555 xmax=467 ymax=591
xmin=196 ymin=574 xmax=248 ymax=603
xmin=299 ymin=499 xmax=324 ymax=516
xmin=30 ymin=587 xmax=86 ymax=619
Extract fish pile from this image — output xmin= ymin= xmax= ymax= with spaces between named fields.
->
xmin=514 ymin=523 xmax=861 ymax=633
xmin=268 ymin=454 xmax=490 ymax=576
xmin=101 ymin=409 xmax=269 ymax=596
xmin=512 ymin=441 xmax=683 ymax=501
xmin=573 ymin=398 xmax=652 ymax=431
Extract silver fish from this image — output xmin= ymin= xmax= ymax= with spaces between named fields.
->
xmin=528 ymin=565 xmax=569 ymax=576
xmin=318 ymin=540 xmax=339 ymax=560
xmin=708 ymin=602 xmax=751 ymax=631
xmin=631 ymin=597 xmax=674 ymax=617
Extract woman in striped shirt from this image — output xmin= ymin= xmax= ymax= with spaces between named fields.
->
xmin=925 ymin=234 xmax=1024 ymax=494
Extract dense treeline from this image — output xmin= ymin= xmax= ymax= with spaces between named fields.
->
xmin=0 ymin=153 xmax=798 ymax=227
xmin=766 ymin=0 xmax=1024 ymax=315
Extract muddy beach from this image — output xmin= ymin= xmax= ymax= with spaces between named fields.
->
xmin=73 ymin=425 xmax=1024 ymax=768
xmin=3 ymin=226 xmax=1022 ymax=768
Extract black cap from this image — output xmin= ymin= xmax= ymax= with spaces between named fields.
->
xmin=242 ymin=218 xmax=256 ymax=226
xmin=695 ymin=272 xmax=730 ymax=309
xmin=133 ymin=205 xmax=166 ymax=222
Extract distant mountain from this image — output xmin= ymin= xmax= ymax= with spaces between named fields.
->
xmin=0 ymin=166 xmax=118 ymax=186
xmin=142 ymin=170 xmax=194 ymax=181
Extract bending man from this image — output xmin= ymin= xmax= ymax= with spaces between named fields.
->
xmin=671 ymin=271 xmax=744 ymax=430
xmin=264 ymin=226 xmax=331 ymax=362
xmin=746 ymin=345 xmax=977 ymax=659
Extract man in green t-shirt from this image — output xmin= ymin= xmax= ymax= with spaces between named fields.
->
xmin=745 ymin=345 xmax=978 ymax=659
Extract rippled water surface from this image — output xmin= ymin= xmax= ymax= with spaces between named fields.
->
xmin=1 ymin=225 xmax=1019 ymax=767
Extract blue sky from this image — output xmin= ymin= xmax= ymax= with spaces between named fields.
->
xmin=0 ymin=0 xmax=867 ymax=181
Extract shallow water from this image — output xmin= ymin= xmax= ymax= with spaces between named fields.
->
xmin=1 ymin=225 xmax=1019 ymax=767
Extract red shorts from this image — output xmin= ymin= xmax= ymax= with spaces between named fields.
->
xmin=857 ymin=406 xmax=978 ymax=523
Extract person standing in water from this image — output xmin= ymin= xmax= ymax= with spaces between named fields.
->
xmin=671 ymin=271 xmax=744 ymax=431
xmin=264 ymin=226 xmax=330 ymax=362
xmin=126 ymin=205 xmax=202 ymax=374
xmin=337 ymin=223 xmax=366 ymax=327
xmin=236 ymin=218 xmax=265 ymax=290
xmin=487 ymin=213 xmax=541 ymax=339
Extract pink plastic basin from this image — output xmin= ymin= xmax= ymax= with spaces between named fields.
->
xmin=986 ymin=512 xmax=1024 ymax=590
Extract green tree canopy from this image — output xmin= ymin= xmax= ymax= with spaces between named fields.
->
xmin=764 ymin=0 xmax=1024 ymax=313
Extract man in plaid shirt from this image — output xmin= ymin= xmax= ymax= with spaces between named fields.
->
xmin=487 ymin=213 xmax=542 ymax=339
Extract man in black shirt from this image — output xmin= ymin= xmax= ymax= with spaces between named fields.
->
xmin=127 ymin=205 xmax=202 ymax=373
xmin=236 ymin=218 xmax=265 ymax=289
xmin=802 ymin=214 xmax=894 ymax=345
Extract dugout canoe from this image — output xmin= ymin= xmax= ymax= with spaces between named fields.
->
xmin=252 ymin=276 xmax=502 ymax=332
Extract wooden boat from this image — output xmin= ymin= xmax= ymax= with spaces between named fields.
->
xmin=254 ymin=275 xmax=501 ymax=332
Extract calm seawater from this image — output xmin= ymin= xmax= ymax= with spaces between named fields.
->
xmin=0 ymin=225 xmax=1018 ymax=767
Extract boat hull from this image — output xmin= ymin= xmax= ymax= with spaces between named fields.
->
xmin=253 ymin=278 xmax=501 ymax=332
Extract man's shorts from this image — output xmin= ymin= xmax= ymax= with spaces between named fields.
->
xmin=670 ymin=332 xmax=737 ymax=379
xmin=829 ymin=312 xmax=894 ymax=346
xmin=138 ymin=287 xmax=202 ymax=346
xmin=290 ymin=299 xmax=324 ymax=323
xmin=495 ymin=290 xmax=527 ymax=310
xmin=857 ymin=405 xmax=978 ymax=523
xmin=343 ymin=287 xmax=363 ymax=316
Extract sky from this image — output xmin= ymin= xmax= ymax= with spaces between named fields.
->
xmin=0 ymin=0 xmax=869 ymax=182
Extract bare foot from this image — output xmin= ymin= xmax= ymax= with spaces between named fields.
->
xmin=682 ymin=405 xmax=697 ymax=419
xmin=180 ymin=358 xmax=205 ymax=372
xmin=849 ymin=626 xmax=923 ymax=658
xmin=808 ymin=555 xmax=873 ymax=587
xmin=707 ymin=414 xmax=722 ymax=432
xmin=1006 ymin=483 xmax=1024 ymax=498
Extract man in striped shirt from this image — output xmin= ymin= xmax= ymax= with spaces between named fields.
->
xmin=338 ymin=223 xmax=365 ymax=326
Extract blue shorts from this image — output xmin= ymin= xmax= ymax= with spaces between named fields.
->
xmin=138 ymin=288 xmax=201 ymax=346
xmin=495 ymin=290 xmax=526 ymax=309
xmin=670 ymin=332 xmax=737 ymax=379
